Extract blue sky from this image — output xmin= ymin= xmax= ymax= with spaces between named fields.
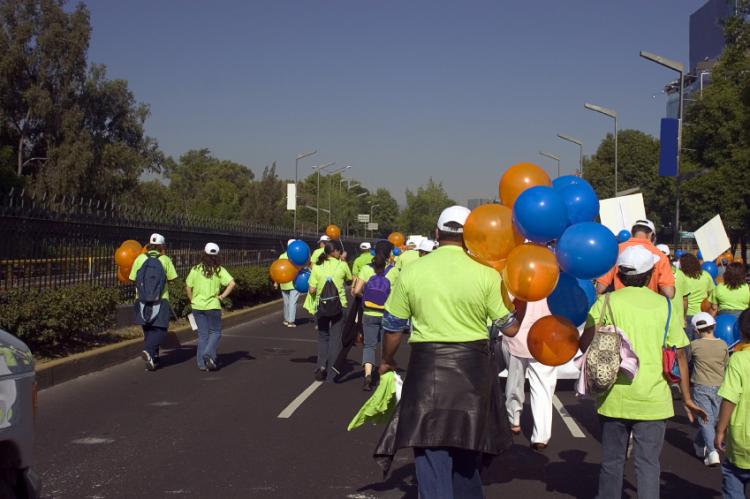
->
xmin=86 ymin=0 xmax=707 ymax=204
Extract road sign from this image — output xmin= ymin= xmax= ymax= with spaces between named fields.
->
xmin=367 ymin=223 xmax=378 ymax=231
xmin=357 ymin=214 xmax=370 ymax=223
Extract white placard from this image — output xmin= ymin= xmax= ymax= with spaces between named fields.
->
xmin=286 ymin=183 xmax=296 ymax=211
xmin=694 ymin=215 xmax=730 ymax=262
xmin=357 ymin=214 xmax=370 ymax=223
xmin=367 ymin=222 xmax=378 ymax=231
xmin=187 ymin=313 xmax=198 ymax=331
xmin=598 ymin=193 xmax=647 ymax=235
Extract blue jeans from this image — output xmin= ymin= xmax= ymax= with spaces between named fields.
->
xmin=316 ymin=313 xmax=344 ymax=381
xmin=722 ymin=461 xmax=750 ymax=498
xmin=597 ymin=417 xmax=666 ymax=499
xmin=361 ymin=314 xmax=383 ymax=366
xmin=282 ymin=289 xmax=300 ymax=323
xmin=414 ymin=447 xmax=483 ymax=499
xmin=692 ymin=384 xmax=721 ymax=454
xmin=142 ymin=326 xmax=167 ymax=359
xmin=194 ymin=309 xmax=222 ymax=368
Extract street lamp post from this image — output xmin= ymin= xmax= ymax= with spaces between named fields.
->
xmin=311 ymin=161 xmax=335 ymax=232
xmin=327 ymin=165 xmax=351 ymax=226
xmin=584 ymin=103 xmax=618 ymax=195
xmin=556 ymin=133 xmax=583 ymax=176
xmin=370 ymin=203 xmax=379 ymax=239
xmin=294 ymin=150 xmax=317 ymax=233
xmin=539 ymin=151 xmax=561 ymax=178
xmin=639 ymin=50 xmax=685 ymax=244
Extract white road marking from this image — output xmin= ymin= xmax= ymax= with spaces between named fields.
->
xmin=277 ymin=381 xmax=324 ymax=419
xmin=71 ymin=437 xmax=115 ymax=445
xmin=149 ymin=401 xmax=178 ymax=407
xmin=553 ymin=395 xmax=586 ymax=438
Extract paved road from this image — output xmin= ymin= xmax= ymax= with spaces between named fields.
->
xmin=35 ymin=307 xmax=723 ymax=498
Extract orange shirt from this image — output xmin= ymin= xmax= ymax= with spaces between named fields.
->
xmin=597 ymin=238 xmax=675 ymax=292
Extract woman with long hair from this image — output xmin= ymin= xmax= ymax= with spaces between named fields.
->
xmin=710 ymin=262 xmax=750 ymax=318
xmin=308 ymin=241 xmax=352 ymax=382
xmin=678 ymin=252 xmax=716 ymax=339
xmin=186 ymin=243 xmax=236 ymax=371
xmin=352 ymin=240 xmax=396 ymax=390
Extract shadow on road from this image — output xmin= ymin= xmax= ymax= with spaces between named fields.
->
xmin=158 ymin=346 xmax=195 ymax=368
xmin=357 ymin=462 xmax=418 ymax=498
xmin=217 ymin=350 xmax=255 ymax=368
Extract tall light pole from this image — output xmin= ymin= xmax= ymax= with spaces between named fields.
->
xmin=539 ymin=151 xmax=561 ymax=178
xmin=294 ymin=150 xmax=317 ymax=233
xmin=311 ymin=161 xmax=336 ymax=232
xmin=327 ymin=165 xmax=351 ymax=226
xmin=640 ymin=50 xmax=685 ymax=244
xmin=370 ymin=203 xmax=379 ymax=239
xmin=557 ymin=133 xmax=583 ymax=176
xmin=584 ymin=103 xmax=618 ymax=195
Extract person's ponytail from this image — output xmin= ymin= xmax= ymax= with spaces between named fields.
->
xmin=317 ymin=242 xmax=336 ymax=266
xmin=372 ymin=240 xmax=394 ymax=274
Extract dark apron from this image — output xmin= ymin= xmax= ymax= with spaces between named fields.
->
xmin=373 ymin=339 xmax=511 ymax=475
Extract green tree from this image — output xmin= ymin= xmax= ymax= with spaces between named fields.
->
xmin=398 ymin=178 xmax=455 ymax=235
xmin=243 ymin=162 xmax=292 ymax=226
xmin=368 ymin=188 xmax=399 ymax=236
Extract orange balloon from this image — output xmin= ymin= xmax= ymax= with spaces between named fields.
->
xmin=499 ymin=162 xmax=552 ymax=208
xmin=114 ymin=245 xmax=138 ymax=268
xmin=502 ymin=244 xmax=559 ymax=301
xmin=116 ymin=266 xmax=131 ymax=284
xmin=527 ymin=315 xmax=580 ymax=366
xmin=388 ymin=232 xmax=405 ymax=247
xmin=464 ymin=204 xmax=523 ymax=263
xmin=467 ymin=252 xmax=506 ymax=273
xmin=121 ymin=239 xmax=142 ymax=253
xmin=269 ymin=259 xmax=299 ymax=284
xmin=326 ymin=224 xmax=341 ymax=240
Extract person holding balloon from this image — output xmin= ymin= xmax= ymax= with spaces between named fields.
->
xmin=709 ymin=262 xmax=750 ymax=318
xmin=580 ymin=245 xmax=706 ymax=499
xmin=678 ymin=252 xmax=716 ymax=339
xmin=277 ymin=239 xmax=309 ymax=328
xmin=351 ymin=242 xmax=374 ymax=279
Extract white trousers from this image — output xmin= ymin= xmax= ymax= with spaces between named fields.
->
xmin=503 ymin=343 xmax=558 ymax=445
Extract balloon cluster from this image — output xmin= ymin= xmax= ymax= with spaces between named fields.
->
xmin=114 ymin=240 xmax=143 ymax=283
xmin=269 ymin=224 xmax=342 ymax=293
xmin=464 ymin=163 xmax=619 ymax=366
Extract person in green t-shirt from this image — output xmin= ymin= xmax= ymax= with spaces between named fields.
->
xmin=303 ymin=235 xmax=333 ymax=319
xmin=186 ymin=243 xmax=235 ymax=371
xmin=277 ymin=239 xmax=302 ymax=328
xmin=308 ymin=241 xmax=352 ymax=383
xmin=394 ymin=238 xmax=420 ymax=272
xmin=128 ymin=233 xmax=179 ymax=371
xmin=375 ymin=206 xmax=519 ymax=497
xmin=679 ymin=252 xmax=716 ymax=339
xmin=581 ymin=245 xmax=707 ymax=499
xmin=351 ymin=240 xmax=396 ymax=391
xmin=710 ymin=262 xmax=750 ymax=318
xmin=351 ymin=242 xmax=373 ymax=279
xmin=716 ymin=310 xmax=750 ymax=497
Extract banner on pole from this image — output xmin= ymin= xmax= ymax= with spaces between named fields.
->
xmin=659 ymin=117 xmax=679 ymax=177
xmin=286 ymin=184 xmax=296 ymax=211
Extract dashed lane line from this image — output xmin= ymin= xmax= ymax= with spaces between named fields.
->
xmin=277 ymin=381 xmax=324 ymax=419
xmin=553 ymin=395 xmax=586 ymax=438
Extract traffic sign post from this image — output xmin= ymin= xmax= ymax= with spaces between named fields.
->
xmin=357 ymin=214 xmax=370 ymax=223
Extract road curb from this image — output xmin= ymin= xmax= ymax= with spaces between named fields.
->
xmin=35 ymin=299 xmax=283 ymax=390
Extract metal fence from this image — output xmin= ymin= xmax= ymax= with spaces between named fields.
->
xmin=0 ymin=188 xmax=358 ymax=293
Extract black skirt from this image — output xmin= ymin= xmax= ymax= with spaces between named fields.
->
xmin=373 ymin=339 xmax=512 ymax=474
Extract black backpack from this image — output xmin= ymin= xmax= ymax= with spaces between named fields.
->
xmin=135 ymin=253 xmax=167 ymax=324
xmin=318 ymin=277 xmax=342 ymax=318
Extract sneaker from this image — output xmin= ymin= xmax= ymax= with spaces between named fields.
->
xmin=705 ymin=450 xmax=721 ymax=467
xmin=531 ymin=443 xmax=548 ymax=452
xmin=141 ymin=350 xmax=156 ymax=371
xmin=362 ymin=375 xmax=373 ymax=391
xmin=204 ymin=355 xmax=217 ymax=371
xmin=287 ymin=322 xmax=297 ymax=328
xmin=199 ymin=367 xmax=208 ymax=372
xmin=282 ymin=321 xmax=289 ymax=327
xmin=313 ymin=368 xmax=326 ymax=381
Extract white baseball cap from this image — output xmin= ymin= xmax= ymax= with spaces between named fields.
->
xmin=617 ymin=244 xmax=660 ymax=275
xmin=633 ymin=219 xmax=656 ymax=234
xmin=150 ymin=233 xmax=165 ymax=245
xmin=360 ymin=242 xmax=371 ymax=250
xmin=691 ymin=312 xmax=716 ymax=330
xmin=437 ymin=205 xmax=471 ymax=233
xmin=656 ymin=244 xmax=670 ymax=256
xmin=287 ymin=239 xmax=296 ymax=247
xmin=204 ymin=242 xmax=220 ymax=255
xmin=418 ymin=239 xmax=435 ymax=253
xmin=406 ymin=238 xmax=418 ymax=248
xmin=319 ymin=235 xmax=331 ymax=242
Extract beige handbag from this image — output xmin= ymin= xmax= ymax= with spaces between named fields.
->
xmin=585 ymin=294 xmax=622 ymax=395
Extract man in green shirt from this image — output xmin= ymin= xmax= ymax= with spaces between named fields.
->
xmin=278 ymin=239 xmax=301 ymax=327
xmin=128 ymin=233 xmax=178 ymax=371
xmin=374 ymin=206 xmax=519 ymax=497
xmin=310 ymin=235 xmax=330 ymax=266
xmin=394 ymin=237 xmax=420 ymax=272
xmin=581 ymin=245 xmax=706 ymax=499
xmin=351 ymin=242 xmax=373 ymax=279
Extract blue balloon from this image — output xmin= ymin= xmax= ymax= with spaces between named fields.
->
xmin=697 ymin=250 xmax=703 ymax=261
xmin=702 ymin=261 xmax=718 ymax=282
xmin=293 ymin=269 xmax=311 ymax=293
xmin=287 ymin=240 xmax=311 ymax=266
xmin=393 ymin=247 xmax=402 ymax=256
xmin=715 ymin=314 xmax=740 ymax=348
xmin=559 ymin=181 xmax=599 ymax=225
xmin=675 ymin=249 xmax=684 ymax=258
xmin=552 ymin=175 xmax=584 ymax=191
xmin=617 ymin=230 xmax=631 ymax=243
xmin=557 ymin=222 xmax=619 ymax=280
xmin=548 ymin=272 xmax=597 ymax=326
xmin=512 ymin=186 xmax=569 ymax=243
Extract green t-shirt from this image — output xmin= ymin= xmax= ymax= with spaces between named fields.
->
xmin=385 ymin=245 xmax=511 ymax=343
xmin=718 ymin=350 xmax=750 ymax=469
xmin=711 ymin=283 xmax=750 ymax=312
xmin=185 ymin=265 xmax=234 ymax=310
xmin=311 ymin=247 xmax=325 ymax=266
xmin=357 ymin=264 xmax=399 ymax=317
xmin=352 ymin=251 xmax=374 ymax=278
xmin=671 ymin=269 xmax=689 ymax=327
xmin=129 ymin=251 xmax=178 ymax=300
xmin=278 ymin=252 xmax=296 ymax=291
xmin=395 ymin=249 xmax=420 ymax=272
xmin=309 ymin=258 xmax=353 ymax=309
xmin=680 ymin=270 xmax=715 ymax=316
xmin=586 ymin=287 xmax=689 ymax=420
